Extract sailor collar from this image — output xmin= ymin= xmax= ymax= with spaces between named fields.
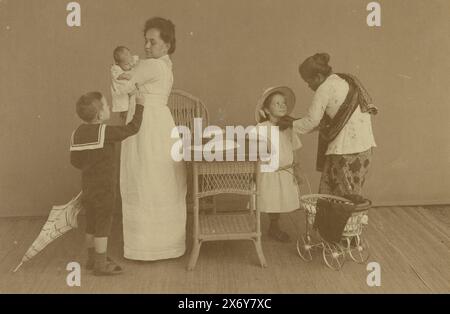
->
xmin=70 ymin=123 xmax=106 ymax=151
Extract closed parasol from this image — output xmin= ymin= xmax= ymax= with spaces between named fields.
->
xmin=13 ymin=191 xmax=83 ymax=272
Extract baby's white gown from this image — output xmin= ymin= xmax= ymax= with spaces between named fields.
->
xmin=120 ymin=55 xmax=187 ymax=260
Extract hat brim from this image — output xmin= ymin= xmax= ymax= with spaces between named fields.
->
xmin=255 ymin=86 xmax=296 ymax=123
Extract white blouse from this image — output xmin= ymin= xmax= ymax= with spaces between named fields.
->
xmin=293 ymin=74 xmax=376 ymax=155
xmin=130 ymin=55 xmax=173 ymax=100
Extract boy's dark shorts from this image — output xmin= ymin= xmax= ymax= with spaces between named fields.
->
xmin=82 ymin=189 xmax=115 ymax=237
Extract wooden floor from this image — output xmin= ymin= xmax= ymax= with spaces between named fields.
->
xmin=0 ymin=205 xmax=449 ymax=293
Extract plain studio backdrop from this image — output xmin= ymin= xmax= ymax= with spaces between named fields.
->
xmin=0 ymin=0 xmax=449 ymax=217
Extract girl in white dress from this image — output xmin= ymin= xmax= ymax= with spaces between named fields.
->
xmin=119 ymin=17 xmax=187 ymax=261
xmin=255 ymin=87 xmax=302 ymax=242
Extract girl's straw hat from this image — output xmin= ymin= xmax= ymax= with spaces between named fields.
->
xmin=255 ymin=86 xmax=296 ymax=123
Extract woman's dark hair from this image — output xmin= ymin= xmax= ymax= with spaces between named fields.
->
xmin=76 ymin=91 xmax=103 ymax=122
xmin=299 ymin=53 xmax=332 ymax=80
xmin=260 ymin=92 xmax=285 ymax=121
xmin=144 ymin=17 xmax=176 ymax=54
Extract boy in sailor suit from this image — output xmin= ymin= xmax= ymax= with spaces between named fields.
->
xmin=70 ymin=90 xmax=144 ymax=276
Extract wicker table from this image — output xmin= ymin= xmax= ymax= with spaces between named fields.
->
xmin=187 ymin=157 xmax=267 ymax=270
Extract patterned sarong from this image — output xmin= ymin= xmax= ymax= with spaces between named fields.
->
xmin=318 ymin=149 xmax=372 ymax=197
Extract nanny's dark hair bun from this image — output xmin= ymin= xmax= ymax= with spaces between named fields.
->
xmin=313 ymin=53 xmax=330 ymax=66
xmin=299 ymin=52 xmax=333 ymax=79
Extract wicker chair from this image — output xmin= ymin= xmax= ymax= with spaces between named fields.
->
xmin=187 ymin=161 xmax=266 ymax=270
xmin=167 ymin=89 xmax=214 ymax=212
xmin=168 ymin=89 xmax=209 ymax=131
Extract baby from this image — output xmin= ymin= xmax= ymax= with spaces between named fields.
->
xmin=110 ymin=46 xmax=139 ymax=120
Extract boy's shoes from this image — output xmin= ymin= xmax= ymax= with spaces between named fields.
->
xmin=268 ymin=227 xmax=291 ymax=243
xmin=86 ymin=255 xmax=114 ymax=270
xmin=86 ymin=248 xmax=118 ymax=271
xmin=93 ymin=252 xmax=123 ymax=276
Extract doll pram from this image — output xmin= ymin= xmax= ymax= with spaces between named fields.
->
xmin=296 ymin=194 xmax=371 ymax=270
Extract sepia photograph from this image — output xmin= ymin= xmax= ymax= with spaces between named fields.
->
xmin=0 ymin=0 xmax=449 ymax=299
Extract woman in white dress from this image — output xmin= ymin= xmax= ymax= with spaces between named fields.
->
xmin=120 ymin=17 xmax=187 ymax=261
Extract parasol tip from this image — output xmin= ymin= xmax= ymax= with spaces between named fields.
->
xmin=12 ymin=262 xmax=23 ymax=273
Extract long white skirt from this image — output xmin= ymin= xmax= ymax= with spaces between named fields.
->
xmin=120 ymin=103 xmax=187 ymax=261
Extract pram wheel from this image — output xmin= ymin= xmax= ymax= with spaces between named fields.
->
xmin=322 ymin=242 xmax=345 ymax=270
xmin=346 ymin=235 xmax=370 ymax=264
xmin=296 ymin=233 xmax=313 ymax=262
